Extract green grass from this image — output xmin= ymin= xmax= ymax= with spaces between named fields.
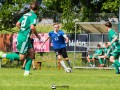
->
xmin=0 ymin=24 xmax=66 ymax=33
xmin=0 ymin=67 xmax=120 ymax=90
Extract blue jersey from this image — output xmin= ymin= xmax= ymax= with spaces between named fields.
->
xmin=49 ymin=30 xmax=66 ymax=49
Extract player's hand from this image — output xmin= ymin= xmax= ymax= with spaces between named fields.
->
xmin=38 ymin=35 xmax=41 ymax=40
xmin=107 ymin=42 xmax=111 ymax=46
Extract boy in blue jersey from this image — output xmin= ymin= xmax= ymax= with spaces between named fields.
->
xmin=43 ymin=23 xmax=72 ymax=72
xmin=105 ymin=21 xmax=120 ymax=74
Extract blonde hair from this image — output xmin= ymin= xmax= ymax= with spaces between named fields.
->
xmin=53 ymin=23 xmax=59 ymax=26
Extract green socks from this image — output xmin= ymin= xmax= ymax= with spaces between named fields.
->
xmin=113 ymin=60 xmax=120 ymax=67
xmin=25 ymin=58 xmax=32 ymax=71
xmin=6 ymin=53 xmax=20 ymax=60
xmin=112 ymin=64 xmax=119 ymax=74
xmin=99 ymin=58 xmax=103 ymax=65
xmin=103 ymin=59 xmax=106 ymax=64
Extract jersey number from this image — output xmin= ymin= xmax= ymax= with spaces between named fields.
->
xmin=21 ymin=16 xmax=28 ymax=27
xmin=54 ymin=37 xmax=59 ymax=41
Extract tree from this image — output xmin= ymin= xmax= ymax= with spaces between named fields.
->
xmin=0 ymin=0 xmax=36 ymax=32
xmin=102 ymin=0 xmax=120 ymax=13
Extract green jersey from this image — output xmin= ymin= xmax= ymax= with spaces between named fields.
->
xmin=103 ymin=47 xmax=111 ymax=56
xmin=16 ymin=10 xmax=37 ymax=54
xmin=18 ymin=10 xmax=37 ymax=37
xmin=108 ymin=29 xmax=120 ymax=49
xmin=94 ymin=48 xmax=103 ymax=55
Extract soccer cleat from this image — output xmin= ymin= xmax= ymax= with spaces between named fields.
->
xmin=33 ymin=68 xmax=37 ymax=70
xmin=21 ymin=67 xmax=25 ymax=70
xmin=24 ymin=73 xmax=32 ymax=76
xmin=92 ymin=64 xmax=95 ymax=67
xmin=98 ymin=64 xmax=104 ymax=67
xmin=0 ymin=51 xmax=4 ymax=59
xmin=88 ymin=64 xmax=92 ymax=67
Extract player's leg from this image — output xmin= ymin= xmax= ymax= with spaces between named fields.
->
xmin=98 ymin=56 xmax=103 ymax=67
xmin=23 ymin=48 xmax=34 ymax=76
xmin=1 ymin=35 xmax=27 ymax=61
xmin=87 ymin=55 xmax=92 ymax=67
xmin=23 ymin=39 xmax=34 ymax=76
xmin=32 ymin=59 xmax=37 ymax=70
xmin=109 ymin=50 xmax=120 ymax=74
xmin=0 ymin=52 xmax=20 ymax=60
xmin=62 ymin=48 xmax=72 ymax=68
xmin=54 ymin=49 xmax=68 ymax=71
xmin=110 ymin=50 xmax=120 ymax=67
xmin=22 ymin=59 xmax=26 ymax=69
xmin=92 ymin=57 xmax=95 ymax=67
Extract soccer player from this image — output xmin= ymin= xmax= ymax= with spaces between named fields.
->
xmin=105 ymin=21 xmax=120 ymax=74
xmin=43 ymin=23 xmax=72 ymax=72
xmin=98 ymin=42 xmax=111 ymax=67
xmin=0 ymin=2 xmax=40 ymax=76
xmin=87 ymin=44 xmax=103 ymax=67
xmin=21 ymin=35 xmax=36 ymax=70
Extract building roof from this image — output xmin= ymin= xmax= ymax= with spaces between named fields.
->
xmin=75 ymin=22 xmax=119 ymax=33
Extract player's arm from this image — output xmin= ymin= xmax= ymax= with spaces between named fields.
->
xmin=43 ymin=37 xmax=50 ymax=45
xmin=63 ymin=34 xmax=69 ymax=43
xmin=30 ymin=25 xmax=41 ymax=40
xmin=16 ymin=22 xmax=21 ymax=29
xmin=109 ymin=36 xmax=118 ymax=46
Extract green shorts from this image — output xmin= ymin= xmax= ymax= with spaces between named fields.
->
xmin=89 ymin=55 xmax=93 ymax=59
xmin=17 ymin=35 xmax=33 ymax=54
xmin=89 ymin=55 xmax=98 ymax=59
xmin=109 ymin=48 xmax=120 ymax=59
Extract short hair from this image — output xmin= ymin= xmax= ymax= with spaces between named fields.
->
xmin=30 ymin=2 xmax=39 ymax=11
xmin=53 ymin=23 xmax=59 ymax=26
xmin=105 ymin=21 xmax=112 ymax=28
xmin=97 ymin=44 xmax=101 ymax=47
xmin=105 ymin=42 xmax=108 ymax=45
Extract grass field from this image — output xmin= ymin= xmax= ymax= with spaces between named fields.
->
xmin=0 ymin=67 xmax=120 ymax=90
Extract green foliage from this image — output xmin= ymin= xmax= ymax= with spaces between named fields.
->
xmin=0 ymin=0 xmax=34 ymax=32
xmin=102 ymin=0 xmax=120 ymax=13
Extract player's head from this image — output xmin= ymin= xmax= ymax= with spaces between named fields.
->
xmin=30 ymin=2 xmax=39 ymax=13
xmin=53 ymin=23 xmax=59 ymax=31
xmin=105 ymin=21 xmax=112 ymax=28
xmin=105 ymin=21 xmax=112 ymax=31
xmin=97 ymin=44 xmax=101 ymax=48
xmin=104 ymin=42 xmax=109 ymax=47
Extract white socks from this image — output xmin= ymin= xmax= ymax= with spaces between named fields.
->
xmin=2 ymin=54 xmax=6 ymax=58
xmin=60 ymin=60 xmax=67 ymax=69
xmin=24 ymin=70 xmax=30 ymax=76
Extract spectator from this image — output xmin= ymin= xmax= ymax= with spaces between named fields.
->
xmin=86 ymin=44 xmax=103 ymax=67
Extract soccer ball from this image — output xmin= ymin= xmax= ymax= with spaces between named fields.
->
xmin=65 ymin=68 xmax=72 ymax=73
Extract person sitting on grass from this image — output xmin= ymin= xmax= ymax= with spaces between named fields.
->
xmin=86 ymin=44 xmax=103 ymax=67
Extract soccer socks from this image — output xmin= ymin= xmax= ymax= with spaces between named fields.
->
xmin=25 ymin=58 xmax=32 ymax=71
xmin=60 ymin=60 xmax=67 ymax=69
xmin=66 ymin=60 xmax=71 ymax=68
xmin=103 ymin=59 xmax=106 ymax=65
xmin=112 ymin=64 xmax=119 ymax=74
xmin=113 ymin=60 xmax=120 ymax=67
xmin=98 ymin=58 xmax=103 ymax=65
xmin=88 ymin=62 xmax=92 ymax=67
xmin=24 ymin=58 xmax=32 ymax=76
xmin=5 ymin=53 xmax=20 ymax=60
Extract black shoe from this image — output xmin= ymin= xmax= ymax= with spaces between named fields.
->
xmin=21 ymin=67 xmax=25 ymax=70
xmin=33 ymin=68 xmax=37 ymax=70
xmin=116 ymin=69 xmax=120 ymax=74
